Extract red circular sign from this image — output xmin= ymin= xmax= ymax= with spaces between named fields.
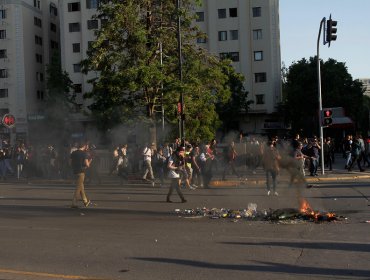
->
xmin=2 ymin=114 xmax=16 ymax=128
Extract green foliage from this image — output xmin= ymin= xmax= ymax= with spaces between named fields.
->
xmin=81 ymin=0 xmax=238 ymax=142
xmin=217 ymin=60 xmax=253 ymax=131
xmin=283 ymin=57 xmax=366 ymax=135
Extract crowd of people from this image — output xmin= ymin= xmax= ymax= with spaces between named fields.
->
xmin=4 ymin=132 xmax=370 ymax=207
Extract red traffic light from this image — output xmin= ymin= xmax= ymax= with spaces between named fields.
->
xmin=2 ymin=113 xmax=15 ymax=128
xmin=324 ymin=110 xmax=333 ymax=117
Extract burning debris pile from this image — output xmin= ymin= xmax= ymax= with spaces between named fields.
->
xmin=175 ymin=200 xmax=341 ymax=223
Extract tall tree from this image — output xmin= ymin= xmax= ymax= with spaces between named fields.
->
xmin=82 ymin=0 xmax=238 ymax=143
xmin=283 ymin=57 xmax=366 ymax=135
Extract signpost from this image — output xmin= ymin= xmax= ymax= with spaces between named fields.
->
xmin=2 ymin=113 xmax=15 ymax=128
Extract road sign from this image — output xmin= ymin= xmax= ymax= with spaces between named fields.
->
xmin=2 ymin=114 xmax=15 ymax=128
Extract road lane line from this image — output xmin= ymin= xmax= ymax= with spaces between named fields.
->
xmin=0 ymin=268 xmax=110 ymax=279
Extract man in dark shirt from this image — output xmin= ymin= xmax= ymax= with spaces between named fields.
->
xmin=71 ymin=141 xmax=92 ymax=208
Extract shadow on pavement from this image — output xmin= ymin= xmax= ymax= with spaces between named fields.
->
xmin=131 ymin=257 xmax=370 ymax=277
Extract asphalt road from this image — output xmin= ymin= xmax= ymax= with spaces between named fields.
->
xmin=0 ymin=176 xmax=369 ymax=280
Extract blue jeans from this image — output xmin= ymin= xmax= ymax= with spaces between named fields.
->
xmin=310 ymin=158 xmax=319 ymax=175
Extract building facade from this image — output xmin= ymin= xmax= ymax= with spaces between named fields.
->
xmin=359 ymin=78 xmax=370 ymax=97
xmin=58 ymin=0 xmax=282 ymax=139
xmin=0 ymin=0 xmax=59 ymax=144
xmin=196 ymin=0 xmax=282 ymax=133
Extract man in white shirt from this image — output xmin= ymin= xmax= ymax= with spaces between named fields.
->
xmin=142 ymin=143 xmax=155 ymax=186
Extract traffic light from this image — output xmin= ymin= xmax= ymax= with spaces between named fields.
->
xmin=322 ymin=109 xmax=333 ymax=126
xmin=326 ymin=15 xmax=337 ymax=47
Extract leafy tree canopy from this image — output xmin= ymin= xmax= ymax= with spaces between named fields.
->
xmin=283 ymin=57 xmax=366 ymax=134
xmin=81 ymin=0 xmax=245 ymax=142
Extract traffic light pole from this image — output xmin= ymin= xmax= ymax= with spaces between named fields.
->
xmin=317 ymin=18 xmax=326 ymax=175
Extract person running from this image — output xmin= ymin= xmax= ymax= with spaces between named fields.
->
xmin=166 ymin=147 xmax=187 ymax=203
xmin=71 ymin=141 xmax=92 ymax=208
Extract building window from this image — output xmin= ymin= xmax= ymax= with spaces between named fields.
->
xmin=37 ymin=90 xmax=44 ymax=100
xmin=218 ymin=31 xmax=227 ymax=41
xmin=36 ymin=72 xmax=44 ymax=82
xmin=0 ymin=88 xmax=8 ymax=98
xmin=50 ymin=40 xmax=59 ymax=49
xmin=255 ymin=72 xmax=267 ymax=83
xmin=196 ymin=37 xmax=206 ymax=44
xmin=68 ymin=2 xmax=81 ymax=12
xmin=253 ymin=29 xmax=262 ymax=40
xmin=87 ymin=19 xmax=99 ymax=30
xmin=230 ymin=30 xmax=238 ymax=40
xmin=229 ymin=52 xmax=239 ymax=62
xmin=86 ymin=0 xmax=99 ymax=9
xmin=0 ymin=49 xmax=6 ymax=58
xmin=0 ymin=69 xmax=8 ymax=78
xmin=218 ymin=9 xmax=226 ymax=19
xmin=50 ymin=4 xmax=58 ymax=16
xmin=229 ymin=8 xmax=237 ymax=18
xmin=219 ymin=52 xmax=239 ymax=62
xmin=69 ymin=22 xmax=80 ymax=32
xmin=50 ymin=23 xmax=57 ymax=32
xmin=34 ymin=17 xmax=42 ymax=27
xmin=36 ymin=54 xmax=43 ymax=63
xmin=35 ymin=35 xmax=43 ymax=46
xmin=256 ymin=94 xmax=265 ymax=104
xmin=74 ymin=84 xmax=82 ymax=93
xmin=196 ymin=12 xmax=204 ymax=22
xmin=34 ymin=0 xmax=40 ymax=9
xmin=254 ymin=51 xmax=263 ymax=61
xmin=0 ymin=9 xmax=6 ymax=19
xmin=0 ymin=30 xmax=5 ymax=39
xmin=73 ymin=64 xmax=81 ymax=73
xmin=100 ymin=18 xmax=108 ymax=27
xmin=72 ymin=43 xmax=80 ymax=53
xmin=252 ymin=7 xmax=262 ymax=17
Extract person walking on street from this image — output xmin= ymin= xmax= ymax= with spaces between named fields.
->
xmin=166 ymin=147 xmax=187 ymax=203
xmin=222 ymin=141 xmax=240 ymax=180
xmin=262 ymin=139 xmax=281 ymax=196
xmin=347 ymin=135 xmax=365 ymax=172
xmin=324 ymin=137 xmax=334 ymax=171
xmin=142 ymin=143 xmax=155 ymax=186
xmin=71 ymin=141 xmax=92 ymax=208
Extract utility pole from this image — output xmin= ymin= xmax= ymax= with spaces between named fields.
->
xmin=317 ymin=14 xmax=337 ymax=175
xmin=176 ymin=0 xmax=185 ymax=146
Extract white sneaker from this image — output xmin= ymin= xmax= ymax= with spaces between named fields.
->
xmin=274 ymin=191 xmax=279 ymax=196
xmin=267 ymin=191 xmax=271 ymax=196
xmin=191 ymin=184 xmax=198 ymax=189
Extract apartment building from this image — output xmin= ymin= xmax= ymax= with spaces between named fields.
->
xmin=0 ymin=0 xmax=59 ymax=144
xmin=59 ymin=0 xmax=282 ymax=136
xmin=196 ymin=0 xmax=282 ymax=133
xmin=359 ymin=78 xmax=370 ymax=97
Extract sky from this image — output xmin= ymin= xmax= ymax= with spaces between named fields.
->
xmin=279 ymin=0 xmax=370 ymax=79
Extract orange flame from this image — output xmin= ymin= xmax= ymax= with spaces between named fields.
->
xmin=300 ymin=199 xmax=337 ymax=221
